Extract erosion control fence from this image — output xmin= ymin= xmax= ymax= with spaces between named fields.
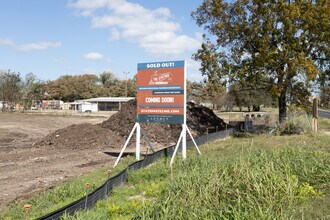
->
xmin=37 ymin=128 xmax=234 ymax=220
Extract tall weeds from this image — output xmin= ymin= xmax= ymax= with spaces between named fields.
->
xmin=137 ymin=146 xmax=330 ymax=219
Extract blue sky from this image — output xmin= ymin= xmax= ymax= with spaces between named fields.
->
xmin=0 ymin=0 xmax=206 ymax=82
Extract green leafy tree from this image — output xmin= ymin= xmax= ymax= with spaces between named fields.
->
xmin=320 ymin=85 xmax=330 ymax=109
xmin=126 ymin=76 xmax=137 ymax=97
xmin=192 ymin=0 xmax=329 ymax=122
xmin=0 ymin=70 xmax=22 ymax=110
xmin=187 ymin=79 xmax=225 ymax=108
xmin=22 ymin=73 xmax=44 ymax=109
xmin=319 ymin=71 xmax=329 ymax=109
xmin=99 ymin=71 xmax=119 ymax=88
xmin=110 ymin=76 xmax=137 ymax=97
xmin=205 ymin=79 xmax=226 ymax=109
xmin=187 ymin=80 xmax=206 ymax=104
xmin=215 ymin=93 xmax=236 ymax=111
xmin=228 ymin=79 xmax=277 ymax=111
xmin=99 ymin=72 xmax=137 ymax=97
xmin=44 ymin=74 xmax=106 ymax=102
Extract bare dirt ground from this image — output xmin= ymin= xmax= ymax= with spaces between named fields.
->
xmin=0 ymin=101 xmax=227 ymax=212
xmin=0 ymin=113 xmax=112 ymax=211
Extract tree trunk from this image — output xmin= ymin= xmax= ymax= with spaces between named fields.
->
xmin=278 ymin=91 xmax=287 ymax=123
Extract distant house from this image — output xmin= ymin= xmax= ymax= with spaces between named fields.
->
xmin=70 ymin=97 xmax=135 ymax=112
xmin=42 ymin=100 xmax=64 ymax=110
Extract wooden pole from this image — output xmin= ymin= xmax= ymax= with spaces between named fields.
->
xmin=24 ymin=204 xmax=31 ymax=220
xmin=312 ymin=98 xmax=318 ymax=132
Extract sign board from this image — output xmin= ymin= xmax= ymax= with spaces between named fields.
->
xmin=137 ymin=60 xmax=185 ymax=124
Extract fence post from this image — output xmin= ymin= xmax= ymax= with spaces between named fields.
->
xmin=85 ymin=182 xmax=90 ymax=210
xmin=312 ymin=98 xmax=318 ymax=132
xmin=106 ymin=170 xmax=112 ymax=195
xmin=24 ymin=204 xmax=31 ymax=220
xmin=244 ymin=115 xmax=250 ymax=132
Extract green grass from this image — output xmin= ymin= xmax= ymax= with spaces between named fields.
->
xmin=319 ymin=117 xmax=330 ymax=131
xmin=62 ymin=133 xmax=330 ymax=219
xmin=0 ymin=156 xmax=136 ymax=220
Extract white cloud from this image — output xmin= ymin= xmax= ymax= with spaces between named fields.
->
xmin=0 ymin=38 xmax=61 ymax=51
xmin=108 ymin=28 xmax=120 ymax=41
xmin=0 ymin=38 xmax=15 ymax=47
xmin=84 ymin=52 xmax=104 ymax=60
xmin=69 ymin=0 xmax=201 ymax=57
xmin=18 ymin=41 xmax=61 ymax=51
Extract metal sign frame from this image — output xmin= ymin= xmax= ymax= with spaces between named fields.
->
xmin=114 ymin=60 xmax=200 ymax=167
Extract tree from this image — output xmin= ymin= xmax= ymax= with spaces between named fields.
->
xmin=22 ymin=73 xmax=44 ymax=109
xmin=187 ymin=80 xmax=206 ymax=104
xmin=320 ymin=79 xmax=330 ymax=109
xmin=320 ymin=86 xmax=330 ymax=108
xmin=192 ymin=0 xmax=329 ymax=122
xmin=109 ymin=77 xmax=137 ymax=97
xmin=205 ymin=79 xmax=226 ymax=109
xmin=126 ymin=76 xmax=137 ymax=97
xmin=319 ymin=69 xmax=330 ymax=108
xmin=99 ymin=71 xmax=119 ymax=88
xmin=216 ymin=93 xmax=236 ymax=111
xmin=0 ymin=70 xmax=22 ymax=110
xmin=44 ymin=74 xmax=106 ymax=102
xmin=187 ymin=79 xmax=225 ymax=108
xmin=228 ymin=79 xmax=277 ymax=111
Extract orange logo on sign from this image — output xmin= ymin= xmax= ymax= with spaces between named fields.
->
xmin=149 ymin=71 xmax=172 ymax=85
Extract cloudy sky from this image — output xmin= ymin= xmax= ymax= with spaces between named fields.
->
xmin=0 ymin=0 xmax=206 ymax=81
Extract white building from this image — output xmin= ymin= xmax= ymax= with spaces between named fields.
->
xmin=70 ymin=97 xmax=135 ymax=112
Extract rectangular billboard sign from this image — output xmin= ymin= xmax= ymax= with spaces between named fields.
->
xmin=137 ymin=60 xmax=185 ymax=124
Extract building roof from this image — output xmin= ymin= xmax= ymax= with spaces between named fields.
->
xmin=77 ymin=97 xmax=135 ymax=103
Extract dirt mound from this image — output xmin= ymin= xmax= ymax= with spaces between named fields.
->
xmin=35 ymin=99 xmax=227 ymax=150
xmin=101 ymin=98 xmax=137 ymax=137
xmin=186 ymin=102 xmax=228 ymax=135
xmin=101 ymin=99 xmax=227 ymax=144
xmin=36 ymin=123 xmax=123 ymax=150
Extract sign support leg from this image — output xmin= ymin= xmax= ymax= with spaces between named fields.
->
xmin=170 ymin=129 xmax=184 ymax=166
xmin=182 ymin=124 xmax=186 ymax=159
xmin=185 ymin=124 xmax=201 ymax=155
xmin=140 ymin=126 xmax=155 ymax=153
xmin=170 ymin=125 xmax=202 ymax=167
xmin=113 ymin=123 xmax=138 ymax=167
xmin=136 ymin=123 xmax=141 ymax=160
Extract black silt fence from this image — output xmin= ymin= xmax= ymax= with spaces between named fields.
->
xmin=37 ymin=128 xmax=234 ymax=220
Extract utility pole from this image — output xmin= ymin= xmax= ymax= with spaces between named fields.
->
xmin=123 ymin=71 xmax=130 ymax=97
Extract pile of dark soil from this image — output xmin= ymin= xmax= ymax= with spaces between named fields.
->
xmin=36 ymin=99 xmax=227 ymax=150
xmin=36 ymin=123 xmax=123 ymax=150
xmin=100 ymin=100 xmax=182 ymax=145
xmin=186 ymin=101 xmax=228 ymax=136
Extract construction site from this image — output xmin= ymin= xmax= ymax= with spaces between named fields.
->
xmin=0 ymin=100 xmax=227 ymax=211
